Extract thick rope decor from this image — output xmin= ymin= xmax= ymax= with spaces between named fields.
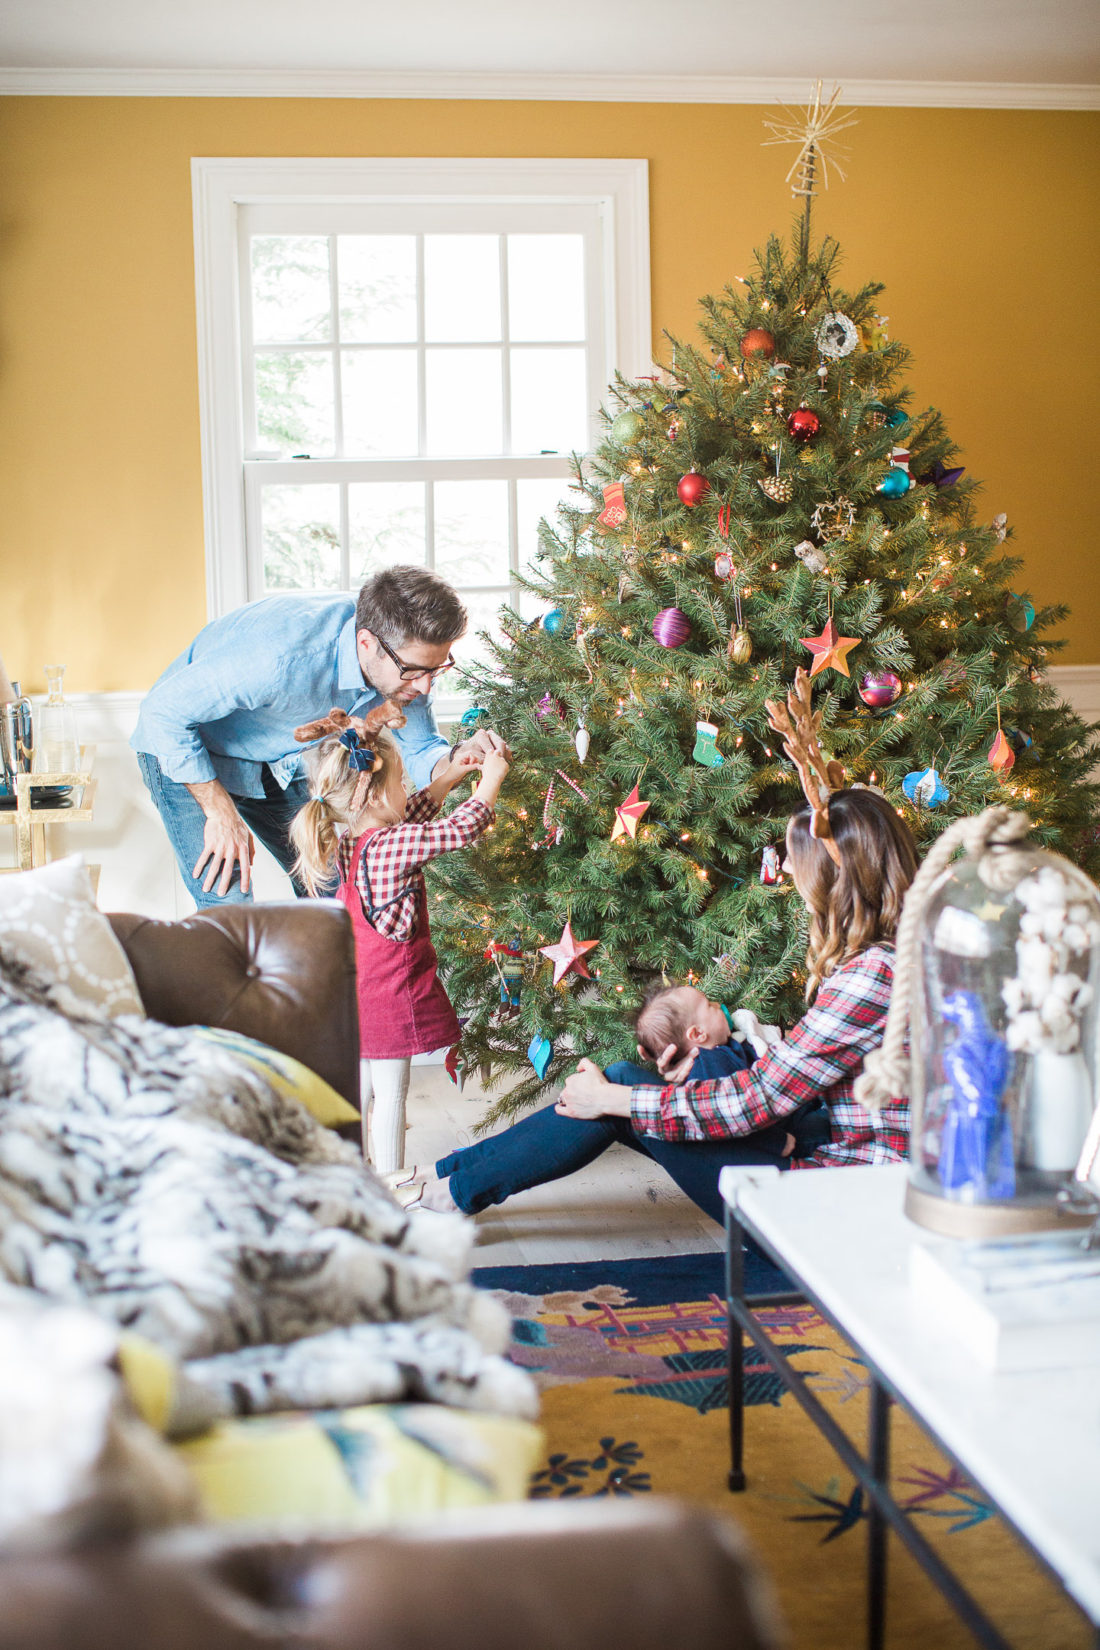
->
xmin=854 ymin=805 xmax=1033 ymax=1114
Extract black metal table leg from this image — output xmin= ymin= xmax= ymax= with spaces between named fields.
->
xmin=867 ymin=1378 xmax=891 ymax=1650
xmin=725 ymin=1200 xmax=747 ymax=1492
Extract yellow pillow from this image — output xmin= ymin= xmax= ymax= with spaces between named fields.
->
xmin=191 ymin=1026 xmax=360 ymax=1129
xmin=176 ymin=1405 xmax=543 ymax=1528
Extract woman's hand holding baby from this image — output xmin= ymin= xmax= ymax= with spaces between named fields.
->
xmin=557 ymin=1058 xmax=632 ymax=1119
xmin=644 ymin=1041 xmax=699 ymax=1085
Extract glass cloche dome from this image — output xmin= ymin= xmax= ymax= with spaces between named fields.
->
xmin=907 ymin=833 xmax=1100 ymax=1238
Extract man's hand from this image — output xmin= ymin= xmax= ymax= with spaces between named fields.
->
xmin=187 ymin=780 xmax=255 ymax=897
xmin=643 ymin=1041 xmax=698 ymax=1086
xmin=556 ymin=1058 xmax=632 ymax=1120
xmin=451 ymin=727 xmax=512 ymax=768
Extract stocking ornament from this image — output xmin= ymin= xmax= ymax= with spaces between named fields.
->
xmin=692 ymin=720 xmax=724 ymax=768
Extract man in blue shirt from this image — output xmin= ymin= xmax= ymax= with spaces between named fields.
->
xmin=131 ymin=565 xmax=507 ymax=906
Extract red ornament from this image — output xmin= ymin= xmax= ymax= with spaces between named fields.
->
xmin=740 ymin=328 xmax=776 ymax=360
xmin=787 ymin=406 xmax=821 ymax=443
xmin=539 ymin=919 xmax=599 ymax=985
xmin=677 ymin=471 xmax=711 ymax=508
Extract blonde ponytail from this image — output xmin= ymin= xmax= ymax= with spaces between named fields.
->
xmin=290 ymin=795 xmax=342 ymax=896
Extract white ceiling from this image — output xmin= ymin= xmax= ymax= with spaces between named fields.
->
xmin=1 ymin=0 xmax=1097 ymax=94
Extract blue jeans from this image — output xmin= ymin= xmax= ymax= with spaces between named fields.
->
xmin=436 ymin=1045 xmax=829 ymax=1227
xmin=136 ymin=750 xmax=313 ymax=908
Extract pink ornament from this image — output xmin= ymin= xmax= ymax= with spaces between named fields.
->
xmin=536 ymin=693 xmax=566 ymax=722
xmin=652 ymin=607 xmax=692 ymax=649
xmin=858 ymin=671 xmax=902 ymax=709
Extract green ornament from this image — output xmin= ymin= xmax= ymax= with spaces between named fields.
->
xmin=611 ymin=410 xmax=646 ymax=444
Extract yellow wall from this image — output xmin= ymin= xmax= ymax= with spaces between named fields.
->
xmin=0 ymin=96 xmax=1097 ymax=691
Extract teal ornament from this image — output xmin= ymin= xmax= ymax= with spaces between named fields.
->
xmin=1005 ymin=592 xmax=1035 ymax=632
xmin=885 ymin=408 xmax=909 ymax=428
xmin=903 ymin=767 xmax=951 ymax=809
xmin=1009 ymin=728 xmax=1033 ymax=757
xmin=460 ymin=706 xmax=488 ymax=726
xmin=877 ymin=468 xmax=912 ymax=499
xmin=543 ymin=608 xmax=574 ymax=638
xmin=611 ymin=410 xmax=646 ymax=443
xmin=527 ymin=1034 xmax=553 ymax=1080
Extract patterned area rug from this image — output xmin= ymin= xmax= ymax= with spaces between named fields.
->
xmin=473 ymin=1252 xmax=1089 ymax=1650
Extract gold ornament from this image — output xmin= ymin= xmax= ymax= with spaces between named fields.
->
xmin=758 ymin=475 xmax=794 ymax=504
xmin=728 ymin=626 xmax=753 ymax=664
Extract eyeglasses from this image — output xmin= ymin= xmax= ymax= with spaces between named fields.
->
xmin=371 ymin=632 xmax=456 ymax=683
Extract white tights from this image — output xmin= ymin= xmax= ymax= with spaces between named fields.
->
xmin=360 ymin=1057 xmax=411 ymax=1172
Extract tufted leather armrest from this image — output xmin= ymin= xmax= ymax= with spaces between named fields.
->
xmin=108 ymin=902 xmax=359 ymax=1112
xmin=0 ymin=1501 xmax=784 ymax=1650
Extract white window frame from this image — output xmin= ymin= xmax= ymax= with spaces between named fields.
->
xmin=191 ymin=157 xmax=652 ymax=662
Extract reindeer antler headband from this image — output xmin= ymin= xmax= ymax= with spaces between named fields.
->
xmin=293 ymin=702 xmax=407 ymax=812
xmin=764 ymin=667 xmax=846 ymax=866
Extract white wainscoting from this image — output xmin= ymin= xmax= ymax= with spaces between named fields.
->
xmin=3 ymin=668 xmax=1097 ymax=918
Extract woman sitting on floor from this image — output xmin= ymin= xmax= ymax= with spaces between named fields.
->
xmin=392 ymin=674 xmax=918 ymax=1227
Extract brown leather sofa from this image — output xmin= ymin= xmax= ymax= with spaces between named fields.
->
xmin=0 ymin=904 xmax=784 ymax=1650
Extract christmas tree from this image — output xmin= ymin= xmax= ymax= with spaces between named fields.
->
xmin=429 ymin=90 xmax=1100 ymax=1127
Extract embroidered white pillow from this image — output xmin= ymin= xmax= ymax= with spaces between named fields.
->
xmin=0 ymin=855 xmax=144 ymax=1017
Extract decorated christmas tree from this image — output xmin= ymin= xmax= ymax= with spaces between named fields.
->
xmin=429 ymin=88 xmax=1100 ymax=1126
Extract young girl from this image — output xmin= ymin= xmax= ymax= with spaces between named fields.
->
xmin=290 ymin=706 xmax=509 ymax=1172
xmin=391 ymin=673 xmax=918 ymax=1225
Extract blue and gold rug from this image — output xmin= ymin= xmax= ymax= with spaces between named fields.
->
xmin=474 ymin=1251 xmax=1088 ymax=1650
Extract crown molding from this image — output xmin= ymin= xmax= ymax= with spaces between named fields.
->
xmin=0 ymin=67 xmax=1097 ymax=109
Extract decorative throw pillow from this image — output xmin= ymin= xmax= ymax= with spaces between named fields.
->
xmin=0 ymin=854 xmax=144 ymax=1017
xmin=191 ymin=1025 xmax=361 ymax=1129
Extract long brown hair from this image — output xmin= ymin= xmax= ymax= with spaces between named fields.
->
xmin=289 ymin=729 xmax=403 ymax=895
xmin=787 ymin=787 xmax=919 ymax=1000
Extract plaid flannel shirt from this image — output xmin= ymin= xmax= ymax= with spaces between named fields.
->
xmin=630 ymin=944 xmax=909 ymax=1168
xmin=338 ymin=790 xmax=493 ymax=942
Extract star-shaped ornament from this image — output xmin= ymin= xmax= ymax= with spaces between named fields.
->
xmin=539 ymin=920 xmax=599 ymax=985
xmin=610 ymin=782 xmax=651 ymax=841
xmin=799 ymin=618 xmax=860 ymax=678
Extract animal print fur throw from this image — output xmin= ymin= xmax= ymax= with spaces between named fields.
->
xmin=0 ymin=955 xmax=535 ymax=1425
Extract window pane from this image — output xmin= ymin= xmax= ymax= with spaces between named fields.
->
xmin=261 ymin=484 xmax=341 ymax=592
xmin=339 ymin=236 xmax=417 ymax=343
xmin=433 ymin=479 xmax=510 ymax=587
xmin=254 ymin=351 xmax=335 ymax=456
xmin=251 ymin=236 xmax=331 ymax=344
xmin=342 ymin=349 xmax=418 ymax=457
xmin=349 ymin=482 xmax=426 ymax=581
xmin=426 ymin=349 xmax=503 ymax=456
xmin=509 ymin=347 xmax=589 ymax=455
xmin=455 ymin=589 xmax=514 ymax=671
xmin=516 ymin=477 xmax=577 ymax=577
xmin=507 ymin=234 xmax=586 ymax=341
xmin=425 ymin=235 xmax=500 ymax=342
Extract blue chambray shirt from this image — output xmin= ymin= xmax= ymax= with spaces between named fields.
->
xmin=130 ymin=594 xmax=450 ymax=798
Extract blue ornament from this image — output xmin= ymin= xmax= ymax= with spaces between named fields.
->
xmin=527 ymin=1033 xmax=553 ymax=1080
xmin=460 ymin=706 xmax=488 ymax=727
xmin=1009 ymin=728 xmax=1033 ymax=758
xmin=902 ymin=767 xmax=951 ymax=809
xmin=1005 ymin=591 xmax=1035 ymax=632
xmin=885 ymin=407 xmax=909 ymax=428
xmin=877 ymin=467 xmax=912 ymax=499
xmin=543 ymin=608 xmax=574 ymax=638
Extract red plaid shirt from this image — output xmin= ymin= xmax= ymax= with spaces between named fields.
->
xmin=630 ymin=944 xmax=909 ymax=1168
xmin=337 ymin=790 xmax=493 ymax=942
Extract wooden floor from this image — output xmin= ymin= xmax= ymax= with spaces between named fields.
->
xmin=402 ymin=1063 xmax=723 ymax=1268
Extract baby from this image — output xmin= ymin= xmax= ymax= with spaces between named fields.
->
xmin=635 ymin=984 xmax=758 ymax=1080
xmin=634 ymin=983 xmax=826 ymax=1159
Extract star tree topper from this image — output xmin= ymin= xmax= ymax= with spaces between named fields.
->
xmin=539 ymin=919 xmax=599 ymax=985
xmin=610 ymin=782 xmax=651 ymax=841
xmin=800 ymin=618 xmax=860 ymax=678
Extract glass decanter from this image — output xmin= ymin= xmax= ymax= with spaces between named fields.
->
xmin=34 ymin=664 xmax=79 ymax=774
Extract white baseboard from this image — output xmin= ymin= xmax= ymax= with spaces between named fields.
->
xmin=5 ymin=668 xmax=1096 ymax=917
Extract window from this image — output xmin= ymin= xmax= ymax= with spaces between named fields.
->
xmin=193 ymin=159 xmax=651 ymax=697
